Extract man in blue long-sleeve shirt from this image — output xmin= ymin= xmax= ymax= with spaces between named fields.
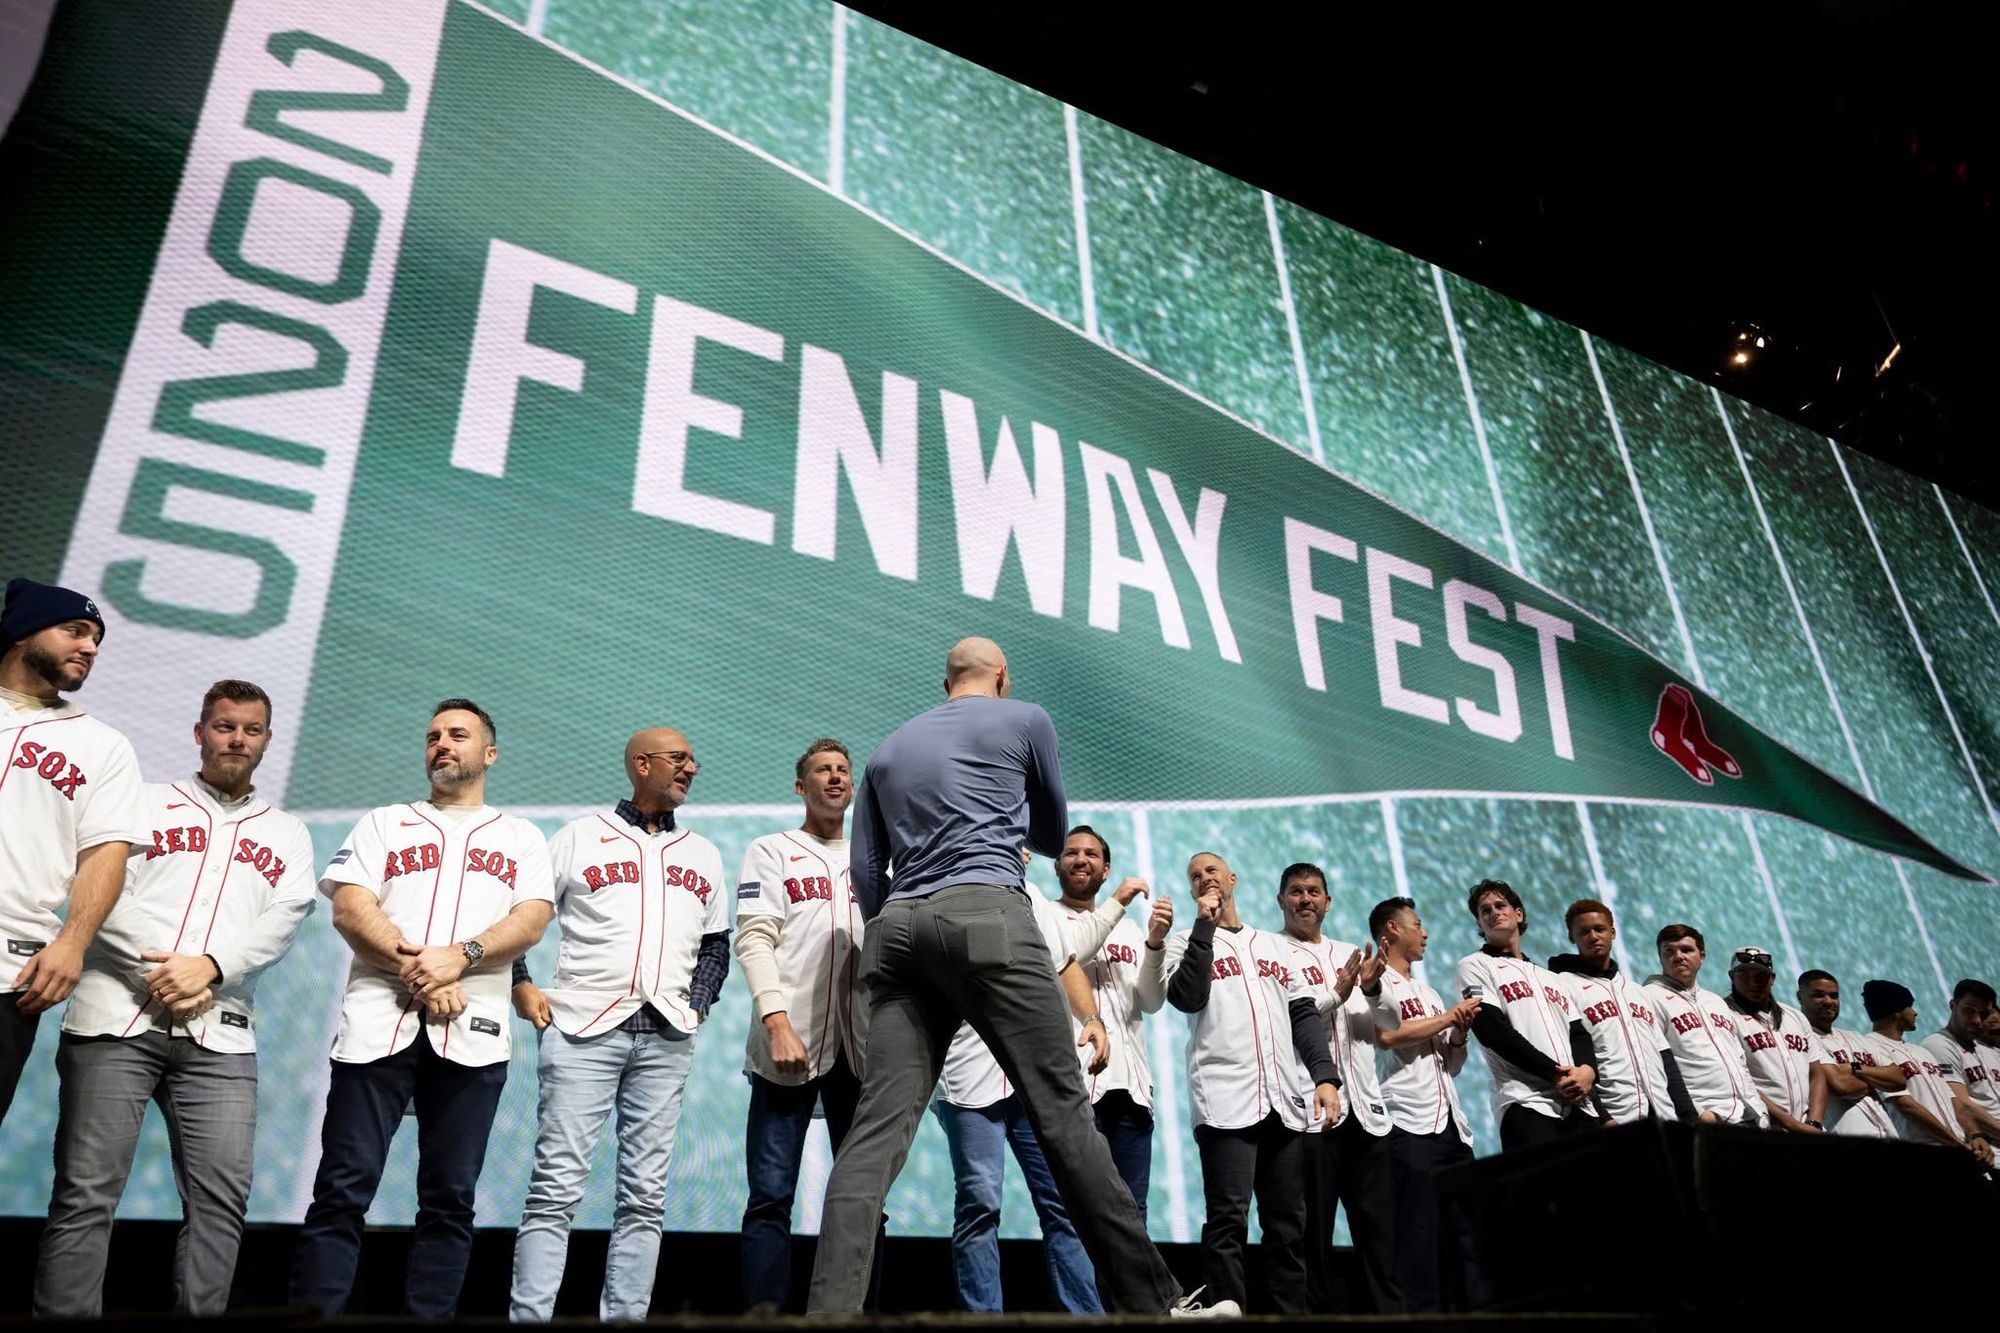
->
xmin=808 ymin=639 xmax=1202 ymax=1317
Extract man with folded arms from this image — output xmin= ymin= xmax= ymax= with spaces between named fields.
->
xmin=1794 ymin=969 xmax=1900 ymax=1138
xmin=1854 ymin=978 xmax=1993 ymax=1169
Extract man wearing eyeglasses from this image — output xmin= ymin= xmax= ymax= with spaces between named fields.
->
xmin=507 ymin=728 xmax=729 ymax=1322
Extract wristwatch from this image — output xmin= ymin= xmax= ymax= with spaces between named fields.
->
xmin=1803 ymin=1117 xmax=1825 ymax=1131
xmin=460 ymin=939 xmax=485 ymax=965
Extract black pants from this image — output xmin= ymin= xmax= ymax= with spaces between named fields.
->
xmin=1386 ymin=1120 xmax=1482 ymax=1312
xmin=1303 ymin=1115 xmax=1401 ymax=1313
xmin=1194 ymin=1112 xmax=1307 ymax=1312
xmin=289 ymin=1036 xmax=507 ymax=1316
xmin=1499 ymin=1102 xmax=1592 ymax=1151
xmin=807 ymin=886 xmax=1177 ymax=1314
xmin=0 ymin=991 xmax=39 ymax=1126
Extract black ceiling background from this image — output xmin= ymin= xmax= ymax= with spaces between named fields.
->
xmin=850 ymin=1 xmax=1996 ymax=510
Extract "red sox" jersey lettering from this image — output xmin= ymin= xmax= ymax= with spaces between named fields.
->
xmin=1672 ymin=1011 xmax=1704 ymax=1035
xmin=232 ymin=837 xmax=287 ymax=888
xmin=1744 ymin=1029 xmax=1779 ymax=1053
xmin=1627 ymin=999 xmax=1657 ymax=1027
xmin=1303 ymin=964 xmax=1326 ymax=986
xmin=383 ymin=844 xmax=442 ymax=879
xmin=465 ymin=848 xmax=519 ymax=888
xmin=664 ymin=863 xmax=713 ymax=904
xmin=1783 ymin=1032 xmax=1813 ymax=1054
xmin=10 ymin=741 xmax=87 ymax=799
xmin=1399 ymin=996 xmax=1431 ymax=1021
xmin=1544 ymin=985 xmax=1571 ymax=1012
xmin=1584 ymin=999 xmax=1621 ymax=1025
xmin=784 ymin=875 xmax=832 ymax=903
xmin=1256 ymin=957 xmax=1292 ymax=986
xmin=1211 ymin=955 xmax=1243 ymax=981
xmin=1710 ymin=1012 xmax=1737 ymax=1034
xmin=583 ymin=860 xmax=641 ymax=890
xmin=144 ymin=826 xmax=209 ymax=859
xmin=1101 ymin=942 xmax=1137 ymax=966
xmin=1499 ymin=980 xmax=1534 ymax=1003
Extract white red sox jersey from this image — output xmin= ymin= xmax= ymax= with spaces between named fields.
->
xmin=1731 ymin=1001 xmax=1828 ymax=1123
xmin=542 ymin=812 xmax=728 ymax=1039
xmin=1856 ymin=1032 xmax=1963 ymax=1144
xmin=1162 ymin=922 xmax=1320 ymax=1133
xmin=1644 ymin=978 xmax=1768 ymax=1127
xmin=1043 ymin=896 xmax=1160 ymax=1109
xmin=1 ymin=698 xmax=146 ymax=979
xmin=1961 ymin=1040 xmax=2000 ymax=1118
xmin=1456 ymin=950 xmax=1598 ymax=1125
xmin=936 ymin=888 xmax=1070 ymax=1109
xmin=1811 ymin=1025 xmax=1898 ymax=1138
xmin=322 ymin=801 xmax=554 ymax=1067
xmin=1920 ymin=1030 xmax=1997 ymax=1117
xmin=1368 ymin=965 xmax=1472 ymax=1144
xmin=1289 ymin=936 xmax=1390 ymax=1136
xmin=65 ymin=780 xmax=316 ymax=1052
xmin=735 ymin=829 xmax=861 ymax=1084
xmin=1560 ymin=967 xmax=1675 ymax=1124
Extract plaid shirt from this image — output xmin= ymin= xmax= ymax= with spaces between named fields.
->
xmin=513 ymin=800 xmax=730 ymax=1034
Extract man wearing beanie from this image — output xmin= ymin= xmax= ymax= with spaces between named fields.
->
xmin=1855 ymin=979 xmax=1995 ymax=1168
xmin=0 ymin=578 xmax=146 ymax=1126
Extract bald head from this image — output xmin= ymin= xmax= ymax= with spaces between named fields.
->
xmin=625 ymin=726 xmax=697 ymax=810
xmin=944 ymin=637 xmax=1010 ymax=699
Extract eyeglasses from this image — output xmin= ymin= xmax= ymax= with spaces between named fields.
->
xmin=638 ymin=750 xmax=696 ymax=768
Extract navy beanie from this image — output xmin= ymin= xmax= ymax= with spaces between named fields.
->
xmin=1862 ymin=979 xmax=1915 ymax=1021
xmin=0 ymin=578 xmax=106 ymax=656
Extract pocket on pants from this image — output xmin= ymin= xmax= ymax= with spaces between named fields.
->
xmin=962 ymin=912 xmax=1010 ymax=970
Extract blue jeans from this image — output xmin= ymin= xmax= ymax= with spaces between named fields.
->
xmin=289 ymin=1037 xmax=507 ymax=1316
xmin=508 ymin=1024 xmax=695 ymax=1322
xmin=934 ymin=1094 xmax=1102 ymax=1312
xmin=1093 ymin=1090 xmax=1154 ymax=1223
xmin=740 ymin=1054 xmax=883 ymax=1312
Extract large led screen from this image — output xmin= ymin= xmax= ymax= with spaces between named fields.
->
xmin=3 ymin=0 xmax=1995 ymax=1246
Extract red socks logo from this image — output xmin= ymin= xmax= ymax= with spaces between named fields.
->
xmin=1650 ymin=683 xmax=1741 ymax=785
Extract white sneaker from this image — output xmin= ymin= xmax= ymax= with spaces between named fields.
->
xmin=1168 ymin=1286 xmax=1243 ymax=1319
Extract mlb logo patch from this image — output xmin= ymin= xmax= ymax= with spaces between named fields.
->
xmin=737 ymin=881 xmax=762 ymax=900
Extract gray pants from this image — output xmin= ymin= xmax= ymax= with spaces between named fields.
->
xmin=807 ymin=884 xmax=1178 ymax=1313
xmin=35 ymin=1031 xmax=257 ymax=1317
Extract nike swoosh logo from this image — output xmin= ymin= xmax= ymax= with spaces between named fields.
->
xmin=400 ymin=820 xmax=423 ymax=826
xmin=601 ymin=835 xmax=621 ymax=843
xmin=165 ymin=802 xmax=188 ymax=810
xmin=789 ymin=855 xmax=808 ymax=862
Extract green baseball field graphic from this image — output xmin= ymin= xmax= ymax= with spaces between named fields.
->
xmin=3 ymin=0 xmax=1997 ymax=1248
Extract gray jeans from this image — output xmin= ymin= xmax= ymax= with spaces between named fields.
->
xmin=807 ymin=885 xmax=1178 ymax=1313
xmin=35 ymin=1031 xmax=257 ymax=1317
